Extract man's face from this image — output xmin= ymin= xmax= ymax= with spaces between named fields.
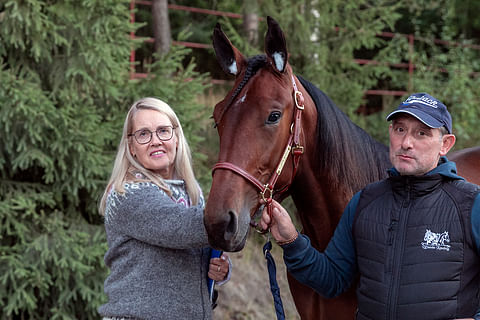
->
xmin=389 ymin=114 xmax=455 ymax=175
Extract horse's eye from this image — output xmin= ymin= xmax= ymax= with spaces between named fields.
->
xmin=266 ymin=111 xmax=282 ymax=124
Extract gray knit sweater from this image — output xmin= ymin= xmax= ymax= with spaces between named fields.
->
xmin=98 ymin=179 xmax=212 ymax=320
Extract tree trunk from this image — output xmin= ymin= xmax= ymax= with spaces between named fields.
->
xmin=152 ymin=0 xmax=171 ymax=55
xmin=243 ymin=0 xmax=259 ymax=46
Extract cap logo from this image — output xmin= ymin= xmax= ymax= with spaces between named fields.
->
xmin=403 ymin=95 xmax=438 ymax=108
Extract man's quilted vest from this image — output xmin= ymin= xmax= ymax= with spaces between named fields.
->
xmin=353 ymin=174 xmax=480 ymax=320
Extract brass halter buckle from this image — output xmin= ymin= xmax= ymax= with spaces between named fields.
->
xmin=260 ymin=185 xmax=273 ymax=203
xmin=292 ymin=145 xmax=304 ymax=155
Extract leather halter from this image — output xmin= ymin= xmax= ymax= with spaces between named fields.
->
xmin=212 ymin=75 xmax=305 ymax=226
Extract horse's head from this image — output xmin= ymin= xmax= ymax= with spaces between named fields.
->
xmin=204 ymin=17 xmax=311 ymax=251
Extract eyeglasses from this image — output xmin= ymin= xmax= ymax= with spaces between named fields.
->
xmin=128 ymin=126 xmax=175 ymax=144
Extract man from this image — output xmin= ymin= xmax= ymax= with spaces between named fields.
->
xmin=261 ymin=93 xmax=480 ymax=320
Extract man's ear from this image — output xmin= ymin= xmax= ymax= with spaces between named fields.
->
xmin=440 ymin=134 xmax=456 ymax=156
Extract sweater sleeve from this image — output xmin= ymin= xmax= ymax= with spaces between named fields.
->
xmin=282 ymin=191 xmax=361 ymax=298
xmin=104 ymin=182 xmax=208 ymax=249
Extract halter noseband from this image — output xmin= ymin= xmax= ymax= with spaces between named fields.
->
xmin=212 ymin=75 xmax=305 ymax=230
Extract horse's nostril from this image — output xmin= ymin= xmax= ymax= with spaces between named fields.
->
xmin=224 ymin=210 xmax=238 ymax=241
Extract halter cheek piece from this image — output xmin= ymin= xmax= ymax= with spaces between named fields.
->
xmin=212 ymin=75 xmax=305 ymax=232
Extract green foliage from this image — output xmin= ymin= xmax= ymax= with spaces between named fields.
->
xmin=0 ymin=0 xmax=211 ymax=319
xmin=0 ymin=0 xmax=131 ymax=318
xmin=0 ymin=199 xmax=107 ymax=319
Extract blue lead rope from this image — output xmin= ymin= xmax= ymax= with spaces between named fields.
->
xmin=263 ymin=240 xmax=286 ymax=320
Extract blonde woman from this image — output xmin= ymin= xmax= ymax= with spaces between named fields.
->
xmin=98 ymin=98 xmax=230 ymax=320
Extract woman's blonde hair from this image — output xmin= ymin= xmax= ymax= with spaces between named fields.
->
xmin=99 ymin=97 xmax=200 ymax=215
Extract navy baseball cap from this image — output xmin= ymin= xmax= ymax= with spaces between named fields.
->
xmin=386 ymin=93 xmax=452 ymax=134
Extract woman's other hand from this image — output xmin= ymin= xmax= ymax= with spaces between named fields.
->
xmin=208 ymin=254 xmax=229 ymax=281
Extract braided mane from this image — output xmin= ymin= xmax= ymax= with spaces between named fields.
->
xmin=215 ymin=55 xmax=267 ymax=125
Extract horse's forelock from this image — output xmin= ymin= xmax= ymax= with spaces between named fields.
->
xmin=227 ymin=54 xmax=268 ymax=106
xmin=214 ymin=55 xmax=269 ymax=125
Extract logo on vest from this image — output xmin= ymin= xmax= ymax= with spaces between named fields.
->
xmin=421 ymin=229 xmax=451 ymax=251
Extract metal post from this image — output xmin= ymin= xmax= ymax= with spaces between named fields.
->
xmin=129 ymin=0 xmax=136 ymax=79
xmin=408 ymin=34 xmax=414 ymax=92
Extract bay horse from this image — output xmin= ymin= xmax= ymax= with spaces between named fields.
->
xmin=449 ymin=146 xmax=480 ymax=183
xmin=204 ymin=16 xmax=480 ymax=320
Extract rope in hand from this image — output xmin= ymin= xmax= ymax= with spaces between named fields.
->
xmin=263 ymin=198 xmax=286 ymax=320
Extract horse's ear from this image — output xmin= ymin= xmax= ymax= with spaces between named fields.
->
xmin=265 ymin=16 xmax=288 ymax=73
xmin=212 ymin=23 xmax=246 ymax=76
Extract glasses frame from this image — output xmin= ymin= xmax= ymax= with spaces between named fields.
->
xmin=128 ymin=126 xmax=176 ymax=145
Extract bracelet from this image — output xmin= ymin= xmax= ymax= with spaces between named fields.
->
xmin=277 ymin=231 xmax=299 ymax=246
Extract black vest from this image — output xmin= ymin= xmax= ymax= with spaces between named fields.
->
xmin=353 ymin=174 xmax=480 ymax=320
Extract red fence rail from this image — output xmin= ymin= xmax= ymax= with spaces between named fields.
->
xmin=130 ymin=1 xmax=480 ymax=99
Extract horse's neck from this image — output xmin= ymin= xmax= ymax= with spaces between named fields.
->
xmin=290 ymin=150 xmax=380 ymax=250
xmin=291 ymin=135 xmax=390 ymax=249
xmin=288 ymin=82 xmax=391 ymax=248
xmin=298 ymin=76 xmax=391 ymax=190
xmin=289 ymin=160 xmax=354 ymax=250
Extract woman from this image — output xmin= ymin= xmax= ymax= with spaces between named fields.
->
xmin=98 ymin=97 xmax=230 ymax=320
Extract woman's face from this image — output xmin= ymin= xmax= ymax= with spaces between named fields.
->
xmin=129 ymin=109 xmax=178 ymax=179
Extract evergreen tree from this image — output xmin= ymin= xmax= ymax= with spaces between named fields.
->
xmin=0 ymin=1 xmax=210 ymax=318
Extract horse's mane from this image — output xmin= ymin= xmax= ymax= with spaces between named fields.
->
xmin=298 ymin=76 xmax=391 ymax=196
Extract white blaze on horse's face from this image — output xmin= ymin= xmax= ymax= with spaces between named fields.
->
xmin=273 ymin=52 xmax=285 ymax=72
xmin=228 ymin=61 xmax=238 ymax=75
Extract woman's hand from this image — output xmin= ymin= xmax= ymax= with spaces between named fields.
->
xmin=208 ymin=254 xmax=229 ymax=281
